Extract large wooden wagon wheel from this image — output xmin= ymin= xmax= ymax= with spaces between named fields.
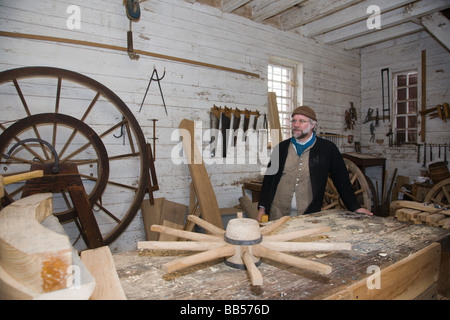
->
xmin=0 ymin=67 xmax=149 ymax=248
xmin=424 ymin=178 xmax=450 ymax=207
xmin=322 ymin=159 xmax=371 ymax=211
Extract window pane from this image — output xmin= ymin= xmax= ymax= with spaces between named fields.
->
xmin=396 ymin=131 xmax=406 ymax=144
xmin=397 ymin=116 xmax=406 ymax=128
xmin=397 ymin=88 xmax=406 ymax=100
xmin=408 ymin=116 xmax=417 ymax=127
xmin=397 ymin=102 xmax=406 ymax=114
xmin=268 ymin=63 xmax=296 ymax=140
xmin=397 ymin=75 xmax=407 ymax=87
xmin=409 ymin=73 xmax=417 ymax=85
xmin=408 ymin=130 xmax=417 ymax=143
xmin=409 ymin=86 xmax=417 ymax=99
xmin=409 ymin=101 xmax=417 ymax=113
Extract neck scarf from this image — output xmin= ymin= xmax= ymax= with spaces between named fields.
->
xmin=290 ymin=133 xmax=315 ymax=157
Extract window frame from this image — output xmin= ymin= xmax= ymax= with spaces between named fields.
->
xmin=392 ymin=70 xmax=419 ymax=145
xmin=267 ymin=58 xmax=303 ymax=141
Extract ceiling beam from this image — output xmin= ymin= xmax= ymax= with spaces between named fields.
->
xmin=222 ymin=0 xmax=252 ymax=13
xmin=322 ymin=0 xmax=450 ymax=44
xmin=252 ymin=0 xmax=305 ymax=22
xmin=280 ymin=0 xmax=363 ymax=31
xmin=343 ymin=22 xmax=423 ymax=50
xmin=301 ymin=0 xmax=416 ymax=36
xmin=420 ymin=12 xmax=450 ymax=50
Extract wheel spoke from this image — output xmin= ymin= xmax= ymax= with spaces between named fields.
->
xmin=58 ymin=92 xmax=100 ymax=159
xmin=79 ymin=173 xmax=138 ymax=191
xmin=94 ymin=201 xmax=121 ymax=223
xmin=13 ymin=79 xmax=51 ymax=160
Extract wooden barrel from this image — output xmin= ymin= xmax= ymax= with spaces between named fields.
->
xmin=428 ymin=161 xmax=450 ymax=184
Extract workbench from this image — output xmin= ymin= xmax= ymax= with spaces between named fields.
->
xmin=113 ymin=210 xmax=449 ymax=300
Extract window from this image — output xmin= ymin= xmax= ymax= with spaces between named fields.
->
xmin=268 ymin=62 xmax=301 ymax=140
xmin=393 ymin=71 xmax=418 ymax=145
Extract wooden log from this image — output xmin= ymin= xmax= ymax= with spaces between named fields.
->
xmin=158 ymin=220 xmax=184 ymax=241
xmin=438 ymin=217 xmax=450 ymax=227
xmin=391 ymin=200 xmax=450 ymax=216
xmin=137 ymin=241 xmax=226 ymax=251
xmin=263 ymin=226 xmax=331 ymax=242
xmin=0 ymin=193 xmax=73 ymax=295
xmin=260 ymin=216 xmax=291 ymax=235
xmin=261 ymin=241 xmax=352 ymax=252
xmin=161 ymin=245 xmax=235 ymax=273
xmin=242 ymin=247 xmax=263 ymax=286
xmin=80 ymin=246 xmax=126 ymax=300
xmin=425 ymin=214 xmax=446 ymax=226
xmin=253 ymin=245 xmax=332 ymax=275
xmin=186 ymin=215 xmax=225 ymax=236
xmin=150 ymin=224 xmax=223 ymax=242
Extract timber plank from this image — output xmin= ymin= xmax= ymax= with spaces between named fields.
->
xmin=179 ymin=119 xmax=223 ymax=229
xmin=80 ymin=246 xmax=126 ymax=300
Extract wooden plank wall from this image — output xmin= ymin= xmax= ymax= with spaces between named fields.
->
xmin=360 ymin=31 xmax=450 ymax=191
xmin=0 ymin=0 xmax=360 ymax=252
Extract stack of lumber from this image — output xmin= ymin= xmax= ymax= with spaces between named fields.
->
xmin=392 ymin=200 xmax=450 ymax=229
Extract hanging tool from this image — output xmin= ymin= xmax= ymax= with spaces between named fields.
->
xmin=210 ymin=105 xmax=220 ymax=157
xmin=125 ymin=0 xmax=142 ymax=60
xmin=113 ymin=116 xmax=127 ymax=145
xmin=149 ymin=119 xmax=158 ymax=160
xmin=422 ymin=142 xmax=427 ymax=167
xmin=139 ymin=67 xmax=168 ymax=115
xmin=430 ymin=144 xmax=433 ymax=162
xmin=363 ymin=108 xmax=373 ymax=124
xmin=445 ymin=143 xmax=448 ymax=163
xmin=232 ymin=108 xmax=241 ymax=146
xmin=386 ymin=128 xmax=393 ymax=147
xmin=221 ymin=106 xmax=231 ymax=157
xmin=243 ymin=109 xmax=250 ymax=133
xmin=370 ymin=122 xmax=375 ymax=142
xmin=381 ymin=68 xmax=390 ymax=123
xmin=253 ymin=112 xmax=260 ymax=130
xmin=375 ymin=108 xmax=379 ymax=127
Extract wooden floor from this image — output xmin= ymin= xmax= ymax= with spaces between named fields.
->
xmin=113 ymin=209 xmax=449 ymax=300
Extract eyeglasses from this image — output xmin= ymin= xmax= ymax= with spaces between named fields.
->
xmin=290 ymin=119 xmax=309 ymax=125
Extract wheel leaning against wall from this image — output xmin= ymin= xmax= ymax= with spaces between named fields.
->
xmin=0 ymin=66 xmax=149 ymax=248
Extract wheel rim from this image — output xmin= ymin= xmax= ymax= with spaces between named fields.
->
xmin=322 ymin=159 xmax=371 ymax=211
xmin=424 ymin=178 xmax=450 ymax=206
xmin=0 ymin=67 xmax=149 ymax=247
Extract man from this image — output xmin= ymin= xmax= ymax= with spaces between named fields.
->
xmin=257 ymin=106 xmax=372 ymax=221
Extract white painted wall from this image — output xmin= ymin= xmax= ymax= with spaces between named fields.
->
xmin=360 ymin=31 xmax=450 ymax=200
xmin=0 ymin=0 xmax=360 ymax=252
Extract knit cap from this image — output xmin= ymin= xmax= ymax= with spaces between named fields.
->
xmin=292 ymin=106 xmax=317 ymax=121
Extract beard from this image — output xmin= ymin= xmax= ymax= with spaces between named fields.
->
xmin=292 ymin=123 xmax=312 ymax=140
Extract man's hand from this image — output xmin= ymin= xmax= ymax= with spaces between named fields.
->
xmin=355 ymin=207 xmax=373 ymax=216
xmin=257 ymin=207 xmax=266 ymax=222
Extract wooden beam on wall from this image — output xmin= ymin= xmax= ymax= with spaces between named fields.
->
xmin=0 ymin=31 xmax=260 ymax=79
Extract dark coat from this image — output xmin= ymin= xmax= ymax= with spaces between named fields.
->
xmin=258 ymin=137 xmax=361 ymax=217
